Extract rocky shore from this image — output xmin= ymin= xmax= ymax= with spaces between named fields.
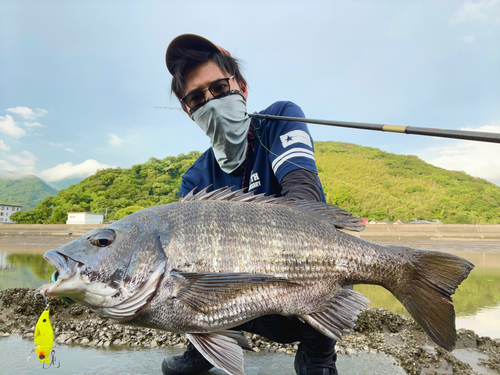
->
xmin=1 ymin=288 xmax=499 ymax=374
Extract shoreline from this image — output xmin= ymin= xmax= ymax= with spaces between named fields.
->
xmin=1 ymin=288 xmax=499 ymax=375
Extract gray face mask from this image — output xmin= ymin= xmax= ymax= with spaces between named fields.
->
xmin=192 ymin=93 xmax=251 ymax=174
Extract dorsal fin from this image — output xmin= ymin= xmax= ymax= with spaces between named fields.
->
xmin=180 ymin=187 xmax=365 ymax=232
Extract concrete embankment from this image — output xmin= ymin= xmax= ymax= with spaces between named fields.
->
xmin=1 ymin=223 xmax=500 ymax=240
xmin=0 ymin=223 xmax=107 ymax=237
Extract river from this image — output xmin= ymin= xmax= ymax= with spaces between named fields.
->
xmin=0 ymin=237 xmax=499 ymax=340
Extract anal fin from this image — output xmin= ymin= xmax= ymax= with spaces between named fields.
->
xmin=186 ymin=330 xmax=253 ymax=375
xmin=301 ymin=288 xmax=370 ymax=341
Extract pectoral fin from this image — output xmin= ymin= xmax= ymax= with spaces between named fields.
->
xmin=171 ymin=271 xmax=297 ymax=313
xmin=302 ymin=288 xmax=370 ymax=341
xmin=186 ymin=330 xmax=253 ymax=375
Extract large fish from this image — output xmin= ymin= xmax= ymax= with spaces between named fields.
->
xmin=40 ymin=187 xmax=474 ymax=375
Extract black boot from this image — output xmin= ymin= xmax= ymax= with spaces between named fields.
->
xmin=294 ymin=343 xmax=338 ymax=375
xmin=161 ymin=342 xmax=213 ymax=375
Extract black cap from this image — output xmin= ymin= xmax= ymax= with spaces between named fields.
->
xmin=165 ymin=34 xmax=229 ymax=75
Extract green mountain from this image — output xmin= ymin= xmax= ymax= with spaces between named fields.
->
xmin=314 ymin=142 xmax=500 ymax=224
xmin=0 ymin=175 xmax=58 ymax=210
xmin=10 ymin=143 xmax=500 ymax=224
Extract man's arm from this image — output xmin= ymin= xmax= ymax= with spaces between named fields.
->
xmin=280 ymin=169 xmax=323 ymax=202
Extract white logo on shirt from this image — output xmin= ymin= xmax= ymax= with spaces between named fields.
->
xmin=280 ymin=130 xmax=312 ymax=148
xmin=249 ymin=172 xmax=261 ymax=191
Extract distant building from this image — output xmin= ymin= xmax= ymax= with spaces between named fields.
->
xmin=66 ymin=212 xmax=103 ymax=225
xmin=0 ymin=204 xmax=22 ymax=224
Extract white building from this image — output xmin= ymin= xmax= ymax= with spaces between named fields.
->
xmin=0 ymin=204 xmax=22 ymax=224
xmin=66 ymin=212 xmax=103 ymax=225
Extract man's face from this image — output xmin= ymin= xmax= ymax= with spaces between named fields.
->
xmin=183 ymin=60 xmax=248 ymax=118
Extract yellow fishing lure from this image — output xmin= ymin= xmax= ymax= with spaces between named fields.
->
xmin=34 ymin=309 xmax=54 ymax=366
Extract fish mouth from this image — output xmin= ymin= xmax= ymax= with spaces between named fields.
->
xmin=44 ymin=249 xmax=81 ymax=281
xmin=40 ymin=250 xmax=84 ymax=300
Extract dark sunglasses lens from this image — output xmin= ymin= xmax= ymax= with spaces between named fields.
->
xmin=185 ymin=91 xmax=205 ymax=108
xmin=210 ymin=78 xmax=230 ymax=98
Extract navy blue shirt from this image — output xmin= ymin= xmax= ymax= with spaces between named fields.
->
xmin=178 ymin=101 xmax=325 ymax=201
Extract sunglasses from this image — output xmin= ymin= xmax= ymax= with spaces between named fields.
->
xmin=181 ymin=75 xmax=235 ymax=111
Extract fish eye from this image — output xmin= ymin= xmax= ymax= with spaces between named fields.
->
xmin=90 ymin=230 xmax=116 ymax=247
xmin=39 ymin=355 xmax=45 ymax=359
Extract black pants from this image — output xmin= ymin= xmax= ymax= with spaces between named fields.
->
xmin=233 ymin=314 xmax=336 ymax=355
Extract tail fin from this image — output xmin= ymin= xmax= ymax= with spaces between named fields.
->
xmin=388 ymin=248 xmax=474 ymax=351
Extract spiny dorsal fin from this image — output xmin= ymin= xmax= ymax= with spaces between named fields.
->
xmin=180 ymin=186 xmax=365 ymax=232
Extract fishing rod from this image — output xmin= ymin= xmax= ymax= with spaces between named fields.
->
xmin=248 ymin=113 xmax=500 ymax=144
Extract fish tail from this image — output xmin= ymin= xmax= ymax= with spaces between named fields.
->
xmin=388 ymin=247 xmax=474 ymax=351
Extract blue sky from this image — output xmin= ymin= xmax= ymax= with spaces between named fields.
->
xmin=1 ymin=0 xmax=499 ymax=185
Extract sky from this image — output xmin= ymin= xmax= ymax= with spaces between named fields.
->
xmin=1 ymin=0 xmax=499 ymax=186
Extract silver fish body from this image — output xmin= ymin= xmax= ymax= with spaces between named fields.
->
xmin=41 ymin=188 xmax=474 ymax=375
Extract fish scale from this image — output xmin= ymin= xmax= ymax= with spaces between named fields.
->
xmin=41 ymin=187 xmax=474 ymax=375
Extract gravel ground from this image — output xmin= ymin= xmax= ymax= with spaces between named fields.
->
xmin=1 ymin=288 xmax=499 ymax=375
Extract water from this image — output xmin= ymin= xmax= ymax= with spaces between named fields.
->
xmin=1 ymin=238 xmax=499 ymax=340
xmin=0 ymin=244 xmax=55 ymax=290
xmin=0 ymin=335 xmax=406 ymax=375
xmin=357 ymin=237 xmax=500 ymax=339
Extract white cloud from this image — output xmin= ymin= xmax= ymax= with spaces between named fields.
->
xmin=420 ymin=123 xmax=500 ymax=185
xmin=0 ymin=140 xmax=10 ymax=152
xmin=24 ymin=121 xmax=43 ymax=127
xmin=7 ymin=150 xmax=37 ymax=166
xmin=463 ymin=35 xmax=475 ymax=43
xmin=0 ymin=156 xmax=35 ymax=175
xmin=48 ymin=142 xmax=73 ymax=152
xmin=39 ymin=159 xmax=114 ymax=182
xmin=5 ymin=107 xmax=48 ymax=120
xmin=0 ymin=115 xmax=26 ymax=138
xmin=0 ymin=160 xmax=16 ymax=172
xmin=108 ymin=133 xmax=123 ymax=147
xmin=0 ymin=169 xmax=30 ymax=180
xmin=451 ymin=0 xmax=500 ymax=25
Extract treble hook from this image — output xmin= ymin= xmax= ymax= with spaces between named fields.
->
xmin=42 ymin=349 xmax=60 ymax=369
xmin=34 ymin=291 xmax=50 ymax=310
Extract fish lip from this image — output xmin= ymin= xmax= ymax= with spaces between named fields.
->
xmin=43 ymin=249 xmax=81 ymax=280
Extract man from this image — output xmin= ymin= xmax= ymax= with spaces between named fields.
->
xmin=163 ymin=34 xmax=337 ymax=375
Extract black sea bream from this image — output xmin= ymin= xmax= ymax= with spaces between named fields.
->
xmin=41 ymin=187 xmax=474 ymax=375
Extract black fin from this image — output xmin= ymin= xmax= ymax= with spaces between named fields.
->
xmin=180 ymin=186 xmax=365 ymax=232
xmin=301 ymin=289 xmax=370 ymax=341
xmin=388 ymin=248 xmax=474 ymax=351
xmin=186 ymin=330 xmax=252 ymax=375
xmin=171 ymin=271 xmax=297 ymax=313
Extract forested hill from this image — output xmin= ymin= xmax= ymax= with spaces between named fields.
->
xmin=11 ymin=142 xmax=500 ymax=224
xmin=314 ymin=142 xmax=499 ymax=224
xmin=0 ymin=176 xmax=58 ymax=210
